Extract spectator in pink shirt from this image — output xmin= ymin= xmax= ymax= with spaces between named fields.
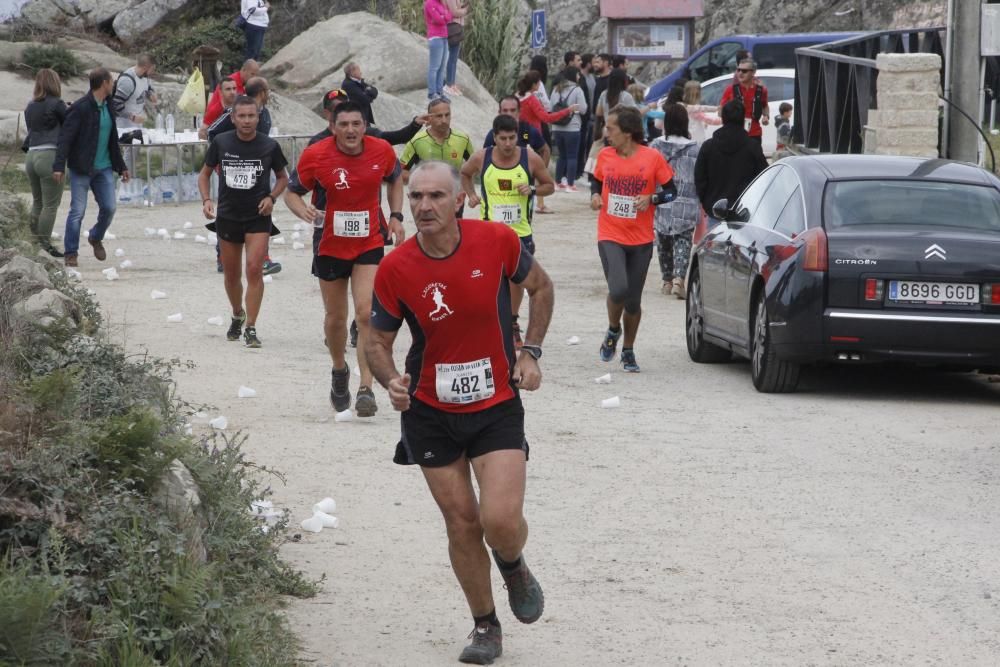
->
xmin=424 ymin=0 xmax=453 ymax=101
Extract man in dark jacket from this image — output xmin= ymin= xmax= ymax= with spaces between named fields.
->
xmin=341 ymin=62 xmax=378 ymax=126
xmin=54 ymin=68 xmax=130 ymax=267
xmin=694 ymin=99 xmax=768 ymax=228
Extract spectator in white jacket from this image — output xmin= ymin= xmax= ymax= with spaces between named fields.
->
xmin=241 ymin=0 xmax=270 ymax=61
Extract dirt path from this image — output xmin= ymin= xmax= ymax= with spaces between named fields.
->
xmin=64 ymin=188 xmax=1000 ymax=666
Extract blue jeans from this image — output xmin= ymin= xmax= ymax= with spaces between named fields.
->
xmin=244 ymin=24 xmax=266 ymax=61
xmin=446 ymin=41 xmax=461 ymax=86
xmin=427 ymin=37 xmax=448 ymax=98
xmin=554 ymin=131 xmax=581 ymax=185
xmin=64 ymin=168 xmax=117 ymax=256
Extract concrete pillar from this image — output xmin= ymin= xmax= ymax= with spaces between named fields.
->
xmin=864 ymin=53 xmax=942 ymax=158
xmin=947 ymin=0 xmax=982 ymax=163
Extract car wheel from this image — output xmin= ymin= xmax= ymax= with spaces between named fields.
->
xmin=686 ymin=270 xmax=730 ymax=363
xmin=750 ymin=291 xmax=800 ymax=392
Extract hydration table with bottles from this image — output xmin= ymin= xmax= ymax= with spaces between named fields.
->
xmin=117 ymin=112 xmax=315 ymax=207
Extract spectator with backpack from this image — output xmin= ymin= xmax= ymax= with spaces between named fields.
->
xmin=718 ymin=59 xmax=769 ymax=146
xmin=550 ymin=67 xmax=588 ymax=191
xmin=110 ymin=54 xmax=157 ymax=133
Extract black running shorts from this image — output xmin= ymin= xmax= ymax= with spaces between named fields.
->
xmin=312 ymin=247 xmax=384 ymax=281
xmin=212 ymin=216 xmax=276 ymax=243
xmin=395 ymin=396 xmax=529 ymax=467
xmin=520 ymin=234 xmax=536 ymax=256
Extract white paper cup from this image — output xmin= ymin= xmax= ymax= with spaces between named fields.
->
xmin=334 ymin=409 xmax=353 ymax=423
xmin=119 ymin=260 xmax=133 ymax=269
xmin=601 ymin=396 xmax=621 ymax=409
xmin=237 ymin=386 xmax=257 ymax=398
xmin=567 ymin=335 xmax=581 ymax=345
xmin=300 ymin=515 xmax=323 ymax=533
xmin=263 ymin=275 xmax=273 ymax=284
xmin=314 ymin=511 xmax=339 ymax=528
xmin=150 ymin=290 xmax=167 ymax=300
xmin=292 ymin=242 xmax=305 ymax=250
xmin=594 ymin=373 xmax=612 ymax=384
xmin=272 ymin=236 xmax=285 ymax=245
xmin=166 ymin=313 xmax=183 ymax=323
xmin=183 ymin=221 xmax=193 ymax=229
xmin=114 ymin=248 xmax=125 ymax=257
xmin=207 ymin=316 xmax=225 ymax=326
xmin=173 ymin=232 xmax=186 ymax=239
xmin=313 ymin=497 xmax=337 ymax=514
xmin=195 ymin=235 xmax=207 ymax=243
xmin=209 ymin=415 xmax=228 ymax=430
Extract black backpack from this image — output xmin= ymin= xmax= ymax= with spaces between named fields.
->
xmin=551 ymin=86 xmax=577 ymax=126
xmin=731 ymin=82 xmax=764 ymax=124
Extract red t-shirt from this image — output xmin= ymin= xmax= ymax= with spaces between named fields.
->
xmin=292 ymin=135 xmax=401 ymax=260
xmin=204 ymin=71 xmax=246 ymax=128
xmin=720 ymin=82 xmax=769 ymax=137
xmin=371 ymin=220 xmax=534 ymax=413
xmin=593 ymin=145 xmax=674 ymax=246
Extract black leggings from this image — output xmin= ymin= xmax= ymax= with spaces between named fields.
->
xmin=598 ymin=241 xmax=653 ymax=315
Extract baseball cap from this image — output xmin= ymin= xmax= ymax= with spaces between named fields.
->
xmin=322 ymin=88 xmax=350 ymax=111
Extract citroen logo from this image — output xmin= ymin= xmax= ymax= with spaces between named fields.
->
xmin=924 ymin=244 xmax=946 ymax=260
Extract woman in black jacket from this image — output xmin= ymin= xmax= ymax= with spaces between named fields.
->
xmin=23 ymin=68 xmax=67 ymax=256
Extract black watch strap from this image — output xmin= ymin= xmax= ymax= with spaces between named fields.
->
xmin=520 ymin=345 xmax=542 ymax=360
xmin=390 ymin=211 xmax=404 ymax=222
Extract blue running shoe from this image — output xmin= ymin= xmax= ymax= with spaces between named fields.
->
xmin=599 ymin=327 xmax=622 ymax=362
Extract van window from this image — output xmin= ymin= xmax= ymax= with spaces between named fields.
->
xmin=753 ymin=42 xmax=813 ymax=69
xmin=759 ymin=76 xmax=795 ymax=101
xmin=687 ymin=41 xmax=742 ymax=82
xmin=700 ymin=78 xmax=730 ymax=106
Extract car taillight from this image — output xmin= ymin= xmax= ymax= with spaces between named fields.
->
xmin=983 ymin=284 xmax=1000 ymax=305
xmin=692 ymin=209 xmax=708 ymax=246
xmin=799 ymin=227 xmax=828 ymax=272
xmin=864 ymin=278 xmax=883 ymax=301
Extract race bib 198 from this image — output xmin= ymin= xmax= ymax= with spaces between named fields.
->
xmin=607 ymin=193 xmax=637 ymax=219
xmin=435 ymin=358 xmax=496 ymax=404
xmin=333 ymin=210 xmax=370 ymax=237
xmin=492 ymin=203 xmax=521 ymax=225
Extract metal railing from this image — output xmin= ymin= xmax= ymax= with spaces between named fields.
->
xmin=792 ymin=28 xmax=945 ymax=154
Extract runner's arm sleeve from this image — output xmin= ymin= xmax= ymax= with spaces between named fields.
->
xmin=203 ymin=140 xmax=219 ymax=169
xmin=371 ymin=275 xmax=404 ymax=332
xmin=271 ymin=144 xmax=289 ymax=173
xmin=590 ymin=177 xmax=602 ymax=196
xmin=400 ymin=141 xmax=418 ymax=169
xmin=289 ymin=150 xmax=316 ymax=192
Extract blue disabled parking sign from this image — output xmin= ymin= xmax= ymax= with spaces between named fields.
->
xmin=531 ymin=9 xmax=546 ymax=49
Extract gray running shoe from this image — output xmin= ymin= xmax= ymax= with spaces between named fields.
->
xmin=227 ymin=310 xmax=246 ymax=341
xmin=243 ymin=326 xmax=262 ymax=348
xmin=330 ymin=366 xmax=351 ymax=412
xmin=458 ymin=623 xmax=502 ymax=665
xmin=355 ymin=385 xmax=377 ymax=417
xmin=492 ymin=550 xmax=544 ymax=624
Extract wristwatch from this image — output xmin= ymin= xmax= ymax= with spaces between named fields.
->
xmin=520 ymin=345 xmax=542 ymax=360
xmin=390 ymin=211 xmax=404 ymax=222
xmin=266 ymin=194 xmax=277 ymax=204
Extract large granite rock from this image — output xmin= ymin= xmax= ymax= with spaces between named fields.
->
xmin=264 ymin=11 xmax=497 ymax=147
xmin=112 ymin=0 xmax=191 ymax=42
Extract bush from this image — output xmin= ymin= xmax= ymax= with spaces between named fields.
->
xmin=0 ymin=204 xmax=316 ymax=664
xmin=145 ymin=16 xmax=247 ymax=75
xmin=21 ymin=45 xmax=82 ymax=79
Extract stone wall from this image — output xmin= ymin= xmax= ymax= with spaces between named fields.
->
xmin=864 ymin=53 xmax=941 ymax=158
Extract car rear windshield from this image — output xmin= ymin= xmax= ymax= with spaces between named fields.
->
xmin=824 ymin=180 xmax=1000 ymax=233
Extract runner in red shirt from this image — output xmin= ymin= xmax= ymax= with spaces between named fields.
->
xmin=719 ymin=58 xmax=770 ymax=144
xmin=590 ymin=106 xmax=676 ymax=372
xmin=284 ymin=101 xmax=404 ymax=417
xmin=202 ymin=60 xmax=259 ymax=131
xmin=367 ymin=160 xmax=554 ymax=665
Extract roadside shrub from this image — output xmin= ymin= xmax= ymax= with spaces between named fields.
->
xmin=463 ymin=0 xmax=524 ymax=98
xmin=0 ymin=205 xmax=316 ymax=664
xmin=21 ymin=44 xmax=82 ymax=79
xmin=145 ymin=16 xmax=246 ymax=75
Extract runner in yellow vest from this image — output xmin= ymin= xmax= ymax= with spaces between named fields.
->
xmin=462 ymin=114 xmax=555 ymax=347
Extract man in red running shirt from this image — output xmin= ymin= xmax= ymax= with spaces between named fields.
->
xmin=284 ymin=101 xmax=404 ymax=417
xmin=367 ymin=160 xmax=554 ymax=664
xmin=203 ymin=59 xmax=259 ymax=131
xmin=719 ymin=58 xmax=770 ymax=146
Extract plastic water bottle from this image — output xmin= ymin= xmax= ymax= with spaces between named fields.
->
xmin=165 ymin=114 xmax=175 ymax=139
xmin=155 ymin=112 xmax=164 ymax=130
